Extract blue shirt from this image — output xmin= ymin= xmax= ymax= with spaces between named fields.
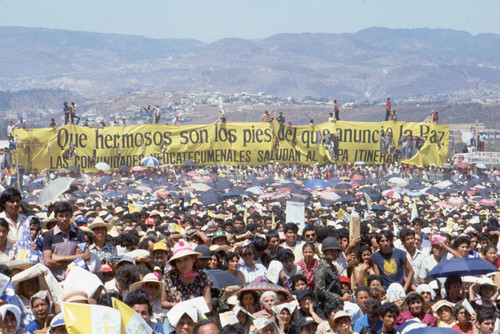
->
xmin=370 ymin=248 xmax=407 ymax=289
xmin=354 ymin=314 xmax=383 ymax=333
xmin=25 ymin=320 xmax=41 ymax=334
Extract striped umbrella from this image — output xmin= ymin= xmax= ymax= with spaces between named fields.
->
xmin=141 ymin=156 xmax=159 ymax=167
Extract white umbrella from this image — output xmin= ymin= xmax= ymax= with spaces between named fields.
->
xmin=190 ymin=183 xmax=212 ymax=192
xmin=475 ymin=163 xmax=487 ymax=169
xmin=388 ymin=177 xmax=408 ymax=187
xmin=95 ymin=162 xmax=111 ymax=171
xmin=37 ymin=177 xmax=75 ymax=206
xmin=246 ymin=186 xmax=265 ymax=195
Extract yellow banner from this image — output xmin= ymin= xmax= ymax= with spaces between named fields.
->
xmin=13 ymin=120 xmax=449 ymax=170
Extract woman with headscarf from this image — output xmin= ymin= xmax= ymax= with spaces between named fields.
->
xmin=272 ymin=302 xmax=296 ymax=334
xmin=161 ymin=241 xmax=213 ymax=311
xmin=25 ymin=291 xmax=51 ymax=334
xmin=395 ymin=292 xmax=437 ymax=327
xmin=0 ymin=304 xmax=26 ymax=334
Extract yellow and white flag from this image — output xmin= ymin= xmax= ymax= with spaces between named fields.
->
xmin=112 ymin=298 xmax=153 ymax=334
xmin=63 ymin=302 xmax=121 ymax=334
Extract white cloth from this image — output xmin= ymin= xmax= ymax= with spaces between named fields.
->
xmin=0 ymin=211 xmax=27 ymax=242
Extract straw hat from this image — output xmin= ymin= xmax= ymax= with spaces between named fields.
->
xmin=88 ymin=217 xmax=112 ymax=232
xmin=167 ymin=240 xmax=202 ymax=264
xmin=129 ymin=273 xmax=163 ymax=298
xmin=473 ymin=277 xmax=497 ymax=295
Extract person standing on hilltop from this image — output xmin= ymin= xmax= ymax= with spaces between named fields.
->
xmin=385 ymin=98 xmax=392 ymax=121
xmin=334 ymin=100 xmax=340 ymax=121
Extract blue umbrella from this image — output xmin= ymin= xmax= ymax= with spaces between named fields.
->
xmin=203 ymin=269 xmax=242 ymax=289
xmin=141 ymin=156 xmax=159 ymax=167
xmin=305 ymin=179 xmax=329 ymax=190
xmin=427 ymin=257 xmax=497 ymax=278
xmin=406 ymin=327 xmax=459 ymax=334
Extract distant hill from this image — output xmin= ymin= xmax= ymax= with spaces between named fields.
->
xmin=0 ymin=26 xmax=499 ymax=101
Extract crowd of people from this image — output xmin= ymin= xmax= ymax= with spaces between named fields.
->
xmin=0 ymin=161 xmax=497 ymax=334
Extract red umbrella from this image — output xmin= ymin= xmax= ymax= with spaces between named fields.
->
xmin=131 ymin=166 xmax=143 ymax=172
xmin=351 ymin=175 xmax=363 ymax=182
xmin=153 ymin=189 xmax=171 ymax=198
xmin=479 ymin=199 xmax=497 ymax=207
xmin=446 ymin=197 xmax=466 ymax=207
xmin=237 ymin=281 xmax=292 ymax=297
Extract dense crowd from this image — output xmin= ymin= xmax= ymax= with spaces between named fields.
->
xmin=0 ymin=162 xmax=498 ymax=334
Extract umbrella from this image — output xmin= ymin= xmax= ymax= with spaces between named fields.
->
xmin=37 ymin=177 xmax=75 ymax=206
xmin=187 ymin=171 xmax=200 ymax=177
xmin=351 ymin=175 xmax=363 ymax=182
xmin=382 ymin=190 xmax=403 ymax=199
xmin=190 ymin=183 xmax=212 ymax=192
xmin=237 ymin=281 xmax=292 ymax=297
xmin=304 ymin=179 xmax=329 ymax=190
xmin=183 ymin=160 xmax=196 ymax=166
xmin=141 ymin=156 xmax=159 ymax=167
xmin=118 ymin=165 xmax=129 ymax=172
xmin=405 ymin=190 xmax=423 ymax=197
xmin=427 ymin=257 xmax=497 ymax=278
xmin=371 ymin=204 xmax=391 ymax=211
xmin=95 ymin=162 xmax=111 ymax=171
xmin=337 ymin=195 xmax=357 ymax=202
xmin=246 ymin=186 xmax=265 ymax=195
xmin=215 ymin=179 xmax=233 ymax=191
xmin=405 ymin=327 xmax=461 ymax=334
xmin=457 ymin=161 xmax=469 ymax=169
xmin=475 ymin=163 xmax=487 ymax=169
xmin=446 ymin=197 xmax=466 ymax=207
xmin=319 ymin=191 xmax=341 ymax=202
xmin=198 ymin=191 xmax=222 ymax=205
xmin=68 ymin=166 xmax=80 ymax=172
xmin=335 ymin=183 xmax=353 ymax=190
xmin=326 ymin=179 xmax=342 ymax=187
xmin=153 ymin=189 xmax=170 ymax=198
xmin=202 ymin=269 xmax=242 ymax=289
xmin=388 ymin=177 xmax=408 ymax=187
xmin=131 ymin=166 xmax=144 ymax=172
xmin=479 ymin=199 xmax=497 ymax=207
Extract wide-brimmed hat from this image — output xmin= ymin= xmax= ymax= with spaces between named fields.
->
xmin=432 ymin=300 xmax=455 ymax=313
xmin=42 ymin=213 xmax=57 ymax=230
xmin=473 ymin=277 xmax=497 ymax=295
xmin=333 ymin=310 xmax=351 ymax=322
xmin=88 ymin=217 xmax=111 ymax=232
xmin=129 ymin=273 xmax=163 ymax=298
xmin=167 ymin=240 xmax=202 ymax=264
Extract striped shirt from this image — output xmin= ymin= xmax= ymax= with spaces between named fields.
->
xmin=238 ymin=263 xmax=268 ymax=284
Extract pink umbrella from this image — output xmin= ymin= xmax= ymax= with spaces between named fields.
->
xmin=270 ymin=191 xmax=290 ymax=201
xmin=479 ymin=199 xmax=497 ymax=207
xmin=446 ymin=197 xmax=466 ymax=207
xmin=187 ymin=171 xmax=200 ymax=177
xmin=351 ymin=175 xmax=363 ymax=182
xmin=457 ymin=161 xmax=469 ymax=169
xmin=131 ymin=166 xmax=143 ymax=172
xmin=320 ymin=191 xmax=341 ymax=202
xmin=201 ymin=176 xmax=212 ymax=182
xmin=153 ymin=189 xmax=170 ymax=198
xmin=382 ymin=190 xmax=403 ymax=199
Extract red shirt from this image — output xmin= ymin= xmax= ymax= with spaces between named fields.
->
xmin=386 ymin=101 xmax=392 ymax=110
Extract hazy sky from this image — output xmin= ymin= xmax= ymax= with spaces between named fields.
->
xmin=1 ymin=0 xmax=499 ymax=42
